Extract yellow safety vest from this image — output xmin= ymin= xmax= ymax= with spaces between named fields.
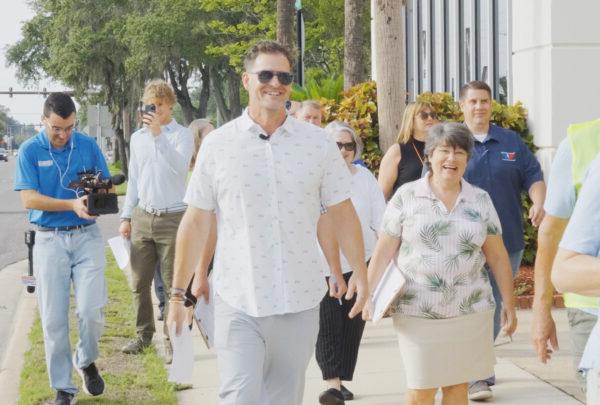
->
xmin=563 ymin=119 xmax=600 ymax=309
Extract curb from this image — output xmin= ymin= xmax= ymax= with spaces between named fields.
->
xmin=0 ymin=288 xmax=37 ymax=404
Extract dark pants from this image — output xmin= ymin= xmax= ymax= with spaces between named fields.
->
xmin=315 ymin=271 xmax=366 ymax=381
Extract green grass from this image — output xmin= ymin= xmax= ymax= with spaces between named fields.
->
xmin=18 ymin=251 xmax=177 ymax=404
xmin=109 ymin=162 xmax=127 ymax=196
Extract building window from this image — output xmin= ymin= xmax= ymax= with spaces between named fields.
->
xmin=405 ymin=0 xmax=511 ymax=103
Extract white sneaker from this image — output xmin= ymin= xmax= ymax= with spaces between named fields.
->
xmin=468 ymin=381 xmax=493 ymax=401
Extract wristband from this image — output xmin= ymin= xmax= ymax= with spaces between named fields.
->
xmin=171 ymin=287 xmax=186 ymax=294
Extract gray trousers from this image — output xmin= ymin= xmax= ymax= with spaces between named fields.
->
xmin=214 ymin=294 xmax=319 ymax=405
xmin=567 ymin=308 xmax=598 ymax=390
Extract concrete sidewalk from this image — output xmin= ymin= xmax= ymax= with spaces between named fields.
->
xmin=0 ymin=260 xmax=585 ymax=404
xmin=178 ymin=308 xmax=584 ymax=405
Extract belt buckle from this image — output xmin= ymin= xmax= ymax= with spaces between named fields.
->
xmin=151 ymin=207 xmax=162 ymax=216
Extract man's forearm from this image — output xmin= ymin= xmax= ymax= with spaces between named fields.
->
xmin=529 ymin=181 xmax=546 ymax=206
xmin=20 ymin=190 xmax=74 ymax=212
xmin=533 ymin=217 xmax=566 ymax=309
xmin=194 ymin=214 xmax=217 ymax=279
xmin=317 ymin=213 xmax=343 ymax=279
xmin=553 ymin=249 xmax=600 ymax=296
xmin=328 ymin=200 xmax=366 ymax=274
xmin=172 ymin=207 xmax=215 ymax=290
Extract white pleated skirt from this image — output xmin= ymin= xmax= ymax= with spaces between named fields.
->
xmin=392 ymin=310 xmax=495 ymax=389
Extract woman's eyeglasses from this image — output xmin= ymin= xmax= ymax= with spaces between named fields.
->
xmin=250 ymin=70 xmax=294 ymax=85
xmin=418 ymin=111 xmax=438 ymax=120
xmin=336 ymin=142 xmax=356 ymax=152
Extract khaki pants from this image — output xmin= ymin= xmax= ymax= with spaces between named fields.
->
xmin=130 ymin=207 xmax=184 ymax=340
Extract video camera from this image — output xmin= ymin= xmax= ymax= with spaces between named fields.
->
xmin=68 ymin=171 xmax=126 ymax=215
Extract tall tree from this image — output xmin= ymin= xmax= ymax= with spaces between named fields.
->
xmin=6 ymin=0 xmax=141 ymax=175
xmin=123 ymin=0 xmax=213 ymax=125
xmin=373 ymin=0 xmax=405 ymax=151
xmin=343 ymin=0 xmax=365 ymax=89
xmin=277 ymin=0 xmax=295 ymax=51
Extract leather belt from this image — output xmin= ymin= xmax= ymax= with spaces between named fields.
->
xmin=36 ymin=223 xmax=94 ymax=232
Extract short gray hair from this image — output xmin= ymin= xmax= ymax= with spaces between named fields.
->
xmin=323 ymin=121 xmax=364 ymax=160
xmin=424 ymin=122 xmax=474 ymax=169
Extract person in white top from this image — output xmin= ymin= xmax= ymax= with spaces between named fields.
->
xmin=119 ymin=79 xmax=194 ymax=357
xmin=168 ymin=41 xmax=369 ymax=405
xmin=315 ymin=121 xmax=386 ymax=405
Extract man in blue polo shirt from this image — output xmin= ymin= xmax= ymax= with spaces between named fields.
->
xmin=14 ymin=93 xmax=110 ymax=405
xmin=460 ymin=81 xmax=546 ymax=400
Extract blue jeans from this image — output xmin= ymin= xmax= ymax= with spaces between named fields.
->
xmin=33 ymin=224 xmax=107 ymax=394
xmin=475 ymin=249 xmax=523 ymax=387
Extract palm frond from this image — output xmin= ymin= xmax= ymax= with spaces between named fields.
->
xmin=458 ymin=231 xmax=478 ymax=259
xmin=419 ymin=302 xmax=446 ymax=319
xmin=459 ymin=288 xmax=484 ymax=314
xmin=425 ymin=273 xmax=448 ymax=291
xmin=463 ymin=207 xmax=483 ymax=222
xmin=443 ymin=253 xmax=460 ymax=271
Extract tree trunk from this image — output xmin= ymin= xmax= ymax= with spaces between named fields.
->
xmin=198 ymin=65 xmax=211 ymax=118
xmin=277 ymin=0 xmax=295 ymax=51
xmin=211 ymin=67 xmax=231 ymax=124
xmin=227 ymin=71 xmax=242 ymax=119
xmin=374 ymin=0 xmax=405 ymax=152
xmin=344 ymin=0 xmax=365 ymax=90
xmin=166 ymin=60 xmax=199 ymax=126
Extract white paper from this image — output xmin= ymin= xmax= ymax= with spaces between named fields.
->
xmin=194 ymin=278 xmax=215 ymax=349
xmin=372 ymin=259 xmax=407 ymax=323
xmin=108 ymin=236 xmax=131 ymax=270
xmin=168 ymin=324 xmax=195 ymax=385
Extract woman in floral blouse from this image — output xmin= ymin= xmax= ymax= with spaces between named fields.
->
xmin=365 ymin=122 xmax=517 ymax=405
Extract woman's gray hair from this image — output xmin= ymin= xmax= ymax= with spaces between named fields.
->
xmin=423 ymin=122 xmax=474 ymax=169
xmin=323 ymin=121 xmax=364 ymax=160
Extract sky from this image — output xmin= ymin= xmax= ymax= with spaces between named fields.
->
xmin=0 ymin=1 xmax=70 ymax=126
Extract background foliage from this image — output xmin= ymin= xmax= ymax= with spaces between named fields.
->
xmin=321 ymin=85 xmax=538 ymax=266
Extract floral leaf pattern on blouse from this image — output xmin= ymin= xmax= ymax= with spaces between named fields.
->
xmin=459 ymin=289 xmax=484 ymax=314
xmin=458 ymin=231 xmax=478 ymax=259
xmin=381 ymin=177 xmax=501 ymax=319
xmin=419 ymin=221 xmax=451 ymax=252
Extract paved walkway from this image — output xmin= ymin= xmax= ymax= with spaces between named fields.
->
xmin=178 ymin=308 xmax=584 ymax=404
xmin=0 ymin=259 xmax=586 ymax=404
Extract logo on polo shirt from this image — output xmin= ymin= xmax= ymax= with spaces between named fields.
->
xmin=500 ymin=152 xmax=516 ymax=162
xmin=38 ymin=160 xmax=53 ymax=167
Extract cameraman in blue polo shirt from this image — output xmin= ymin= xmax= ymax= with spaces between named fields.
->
xmin=14 ymin=93 xmax=110 ymax=405
xmin=460 ymin=81 xmax=546 ymax=401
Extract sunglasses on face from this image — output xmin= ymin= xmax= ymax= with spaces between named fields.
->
xmin=251 ymin=70 xmax=294 ymax=85
xmin=418 ymin=111 xmax=438 ymax=120
xmin=336 ymin=141 xmax=356 ymax=152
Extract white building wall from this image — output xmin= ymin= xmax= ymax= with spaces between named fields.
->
xmin=512 ymin=0 xmax=600 ymax=172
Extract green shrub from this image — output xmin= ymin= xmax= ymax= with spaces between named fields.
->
xmin=323 ymin=84 xmax=538 ymax=266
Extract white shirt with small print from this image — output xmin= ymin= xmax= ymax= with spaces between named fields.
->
xmin=122 ymin=119 xmax=194 ymax=219
xmin=184 ymin=111 xmax=352 ymax=317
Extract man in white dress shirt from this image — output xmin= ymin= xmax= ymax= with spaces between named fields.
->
xmin=168 ymin=41 xmax=369 ymax=405
xmin=119 ymin=79 xmax=193 ymax=356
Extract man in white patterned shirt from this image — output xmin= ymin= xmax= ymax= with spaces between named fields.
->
xmin=168 ymin=41 xmax=369 ymax=405
xmin=119 ymin=79 xmax=193 ymax=357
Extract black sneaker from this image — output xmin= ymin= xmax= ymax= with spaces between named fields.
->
xmin=340 ymin=384 xmax=354 ymax=401
xmin=73 ymin=355 xmax=104 ymax=396
xmin=55 ymin=390 xmax=74 ymax=405
xmin=319 ymin=388 xmax=345 ymax=405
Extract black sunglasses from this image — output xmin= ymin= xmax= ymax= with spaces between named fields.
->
xmin=336 ymin=142 xmax=356 ymax=152
xmin=418 ymin=111 xmax=438 ymax=120
xmin=251 ymin=70 xmax=294 ymax=85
